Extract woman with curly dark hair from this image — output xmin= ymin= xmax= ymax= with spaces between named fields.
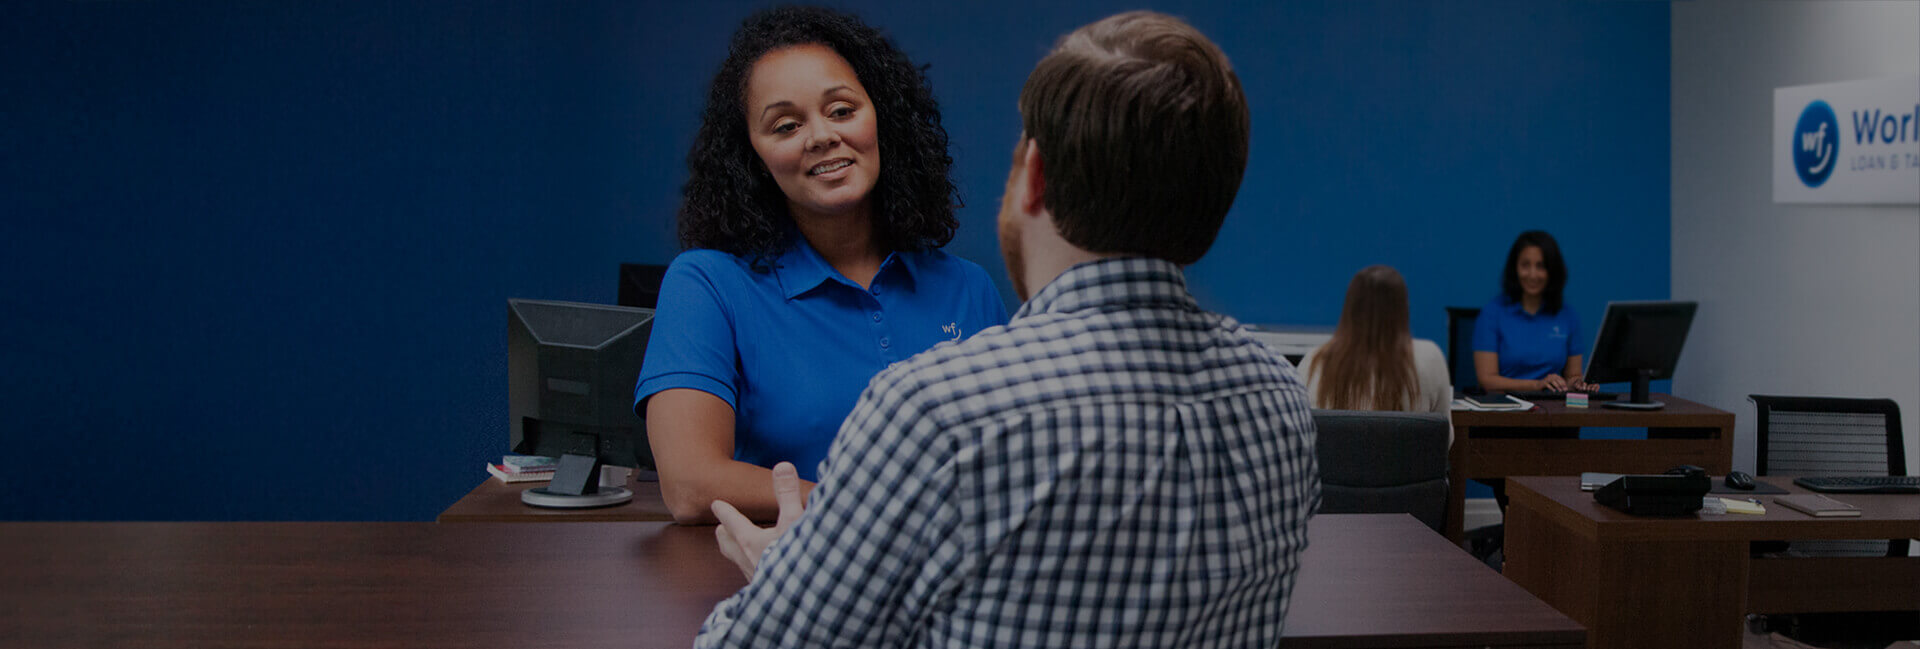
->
xmin=633 ymin=6 xmax=1006 ymax=524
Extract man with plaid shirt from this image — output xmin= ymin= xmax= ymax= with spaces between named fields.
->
xmin=698 ymin=11 xmax=1319 ymax=649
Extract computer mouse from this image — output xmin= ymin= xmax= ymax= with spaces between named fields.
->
xmin=1724 ymin=471 xmax=1756 ymax=491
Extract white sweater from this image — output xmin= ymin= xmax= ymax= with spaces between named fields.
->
xmin=1297 ymin=338 xmax=1454 ymax=431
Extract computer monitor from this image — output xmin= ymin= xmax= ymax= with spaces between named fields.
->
xmin=1584 ymin=300 xmax=1698 ymax=410
xmin=507 ymin=299 xmax=655 ymax=508
xmin=1244 ymin=324 xmax=1333 ymax=366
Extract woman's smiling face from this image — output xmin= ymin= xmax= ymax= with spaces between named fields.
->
xmin=1516 ymin=245 xmax=1548 ymax=298
xmin=743 ymin=43 xmax=881 ymax=222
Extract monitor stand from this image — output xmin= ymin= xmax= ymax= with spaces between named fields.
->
xmin=521 ymin=452 xmax=634 ymax=509
xmin=1602 ymin=368 xmax=1664 ymax=410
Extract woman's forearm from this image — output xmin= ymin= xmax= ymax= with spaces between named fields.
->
xmin=658 ymin=459 xmax=816 ymax=525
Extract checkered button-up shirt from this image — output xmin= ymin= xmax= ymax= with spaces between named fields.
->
xmin=695 ymin=256 xmax=1320 ymax=649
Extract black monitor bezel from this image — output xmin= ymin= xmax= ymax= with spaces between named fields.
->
xmin=1584 ymin=300 xmax=1698 ymax=385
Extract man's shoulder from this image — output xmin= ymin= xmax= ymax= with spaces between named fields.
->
xmin=869 ymin=319 xmax=1023 ymax=400
xmin=870 ymin=309 xmax=1305 ymax=419
xmin=1206 ymin=316 xmax=1312 ymax=394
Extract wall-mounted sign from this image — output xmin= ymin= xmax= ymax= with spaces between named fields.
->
xmin=1773 ymin=76 xmax=1919 ymax=205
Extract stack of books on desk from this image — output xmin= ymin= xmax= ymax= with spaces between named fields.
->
xmin=485 ymin=455 xmax=558 ymax=483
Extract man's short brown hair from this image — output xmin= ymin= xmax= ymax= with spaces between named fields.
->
xmin=1018 ymin=11 xmax=1250 ymax=265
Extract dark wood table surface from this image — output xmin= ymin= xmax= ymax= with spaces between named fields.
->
xmin=438 ymin=475 xmax=675 ymax=522
xmin=1503 ymin=475 xmax=1920 ymax=649
xmin=1446 ymin=393 xmax=1736 ymax=542
xmin=0 ymin=514 xmax=1582 ymax=649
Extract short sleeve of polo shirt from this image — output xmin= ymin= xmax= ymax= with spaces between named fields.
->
xmin=1471 ymin=298 xmax=1502 ymax=353
xmin=1563 ymin=309 xmax=1583 ymax=359
xmin=633 ymin=251 xmax=740 ymax=416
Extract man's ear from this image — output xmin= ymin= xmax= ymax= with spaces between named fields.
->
xmin=1018 ymin=138 xmax=1046 ymax=214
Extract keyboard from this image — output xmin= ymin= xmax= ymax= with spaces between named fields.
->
xmin=1506 ymin=389 xmax=1621 ymax=402
xmin=1793 ymin=476 xmax=1920 ymax=494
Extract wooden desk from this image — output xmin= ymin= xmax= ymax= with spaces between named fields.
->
xmin=0 ymin=514 xmax=1583 ymax=649
xmin=1446 ymin=394 xmax=1735 ymax=543
xmin=1503 ymin=476 xmax=1920 ymax=649
xmin=1284 ymin=515 xmax=1585 ymax=648
xmin=437 ymin=476 xmax=674 ymax=522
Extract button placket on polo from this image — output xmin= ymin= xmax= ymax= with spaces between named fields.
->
xmin=864 ymin=285 xmax=896 ymax=363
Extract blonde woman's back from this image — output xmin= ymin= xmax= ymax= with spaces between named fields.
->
xmin=1299 ymin=338 xmax=1452 ymax=415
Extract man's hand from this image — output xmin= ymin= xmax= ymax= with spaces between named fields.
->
xmin=711 ymin=461 xmax=806 ymax=581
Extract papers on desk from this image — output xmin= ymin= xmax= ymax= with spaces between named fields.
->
xmin=1581 ymin=472 xmax=1625 ymax=491
xmin=1451 ymin=395 xmax=1535 ymax=411
xmin=1701 ymin=497 xmax=1767 ymax=515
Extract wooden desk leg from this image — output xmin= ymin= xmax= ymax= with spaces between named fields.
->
xmin=1446 ymin=427 xmax=1470 ymax=545
xmin=1506 ymin=501 xmax=1749 ymax=649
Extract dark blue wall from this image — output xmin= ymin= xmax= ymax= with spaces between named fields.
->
xmin=0 ymin=1 xmax=1669 ymax=521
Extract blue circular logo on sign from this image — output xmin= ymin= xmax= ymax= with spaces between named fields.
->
xmin=1792 ymin=100 xmax=1840 ymax=188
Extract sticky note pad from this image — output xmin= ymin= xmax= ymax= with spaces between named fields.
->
xmin=1566 ymin=393 xmax=1590 ymax=408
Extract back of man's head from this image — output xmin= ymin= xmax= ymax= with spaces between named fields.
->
xmin=1018 ymin=12 xmax=1249 ymax=266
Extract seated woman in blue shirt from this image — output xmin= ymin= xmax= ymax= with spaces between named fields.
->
xmin=1472 ymin=230 xmax=1598 ymax=394
xmin=634 ymin=7 xmax=1007 ymax=524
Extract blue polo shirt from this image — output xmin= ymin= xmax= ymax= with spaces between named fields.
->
xmin=1471 ymin=295 xmax=1582 ymax=381
xmin=633 ymin=238 xmax=1008 ymax=481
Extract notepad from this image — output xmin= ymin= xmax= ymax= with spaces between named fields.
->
xmin=1581 ymin=472 xmax=1625 ymax=491
xmin=1773 ymin=494 xmax=1861 ymax=517
xmin=1460 ymin=393 xmax=1531 ymax=410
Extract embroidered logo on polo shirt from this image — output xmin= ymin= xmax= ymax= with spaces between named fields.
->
xmin=942 ymin=322 xmax=962 ymax=340
xmin=1551 ymin=325 xmax=1566 ymax=339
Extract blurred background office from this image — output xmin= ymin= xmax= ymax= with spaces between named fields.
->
xmin=2 ymin=0 xmax=1912 ymax=521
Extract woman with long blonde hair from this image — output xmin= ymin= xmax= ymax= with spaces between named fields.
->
xmin=1299 ymin=265 xmax=1451 ymax=416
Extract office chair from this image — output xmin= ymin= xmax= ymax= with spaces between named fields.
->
xmin=1750 ymin=394 xmax=1909 ymax=557
xmin=1444 ymin=307 xmax=1480 ymax=392
xmin=618 ymin=263 xmax=669 ymax=309
xmin=1311 ymin=410 xmax=1451 ymax=534
xmin=1747 ymin=395 xmax=1916 ymax=643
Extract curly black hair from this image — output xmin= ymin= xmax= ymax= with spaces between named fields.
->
xmin=678 ymin=5 xmax=959 ymax=264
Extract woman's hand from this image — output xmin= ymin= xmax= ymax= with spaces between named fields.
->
xmin=1541 ymin=374 xmax=1569 ymax=391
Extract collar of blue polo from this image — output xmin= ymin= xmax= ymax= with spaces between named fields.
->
xmin=1017 ymin=256 xmax=1196 ymax=318
xmin=1494 ymin=293 xmax=1553 ymax=318
xmin=771 ymin=233 xmax=917 ymax=301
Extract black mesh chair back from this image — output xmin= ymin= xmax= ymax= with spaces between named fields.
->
xmin=1312 ymin=410 xmax=1451 ymax=534
xmin=1750 ymin=394 xmax=1909 ymax=557
xmin=618 ymin=263 xmax=669 ymax=309
xmin=1444 ymin=307 xmax=1480 ymax=392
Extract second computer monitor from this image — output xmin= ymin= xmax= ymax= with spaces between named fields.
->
xmin=1585 ymin=300 xmax=1698 ymax=410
